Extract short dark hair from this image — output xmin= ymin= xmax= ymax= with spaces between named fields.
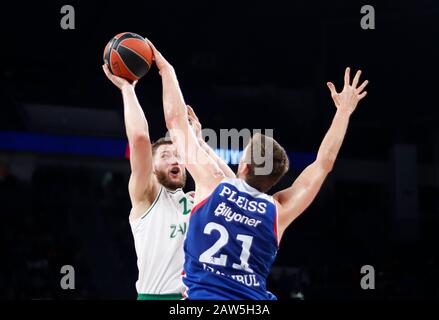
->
xmin=243 ymin=133 xmax=289 ymax=193
xmin=151 ymin=137 xmax=173 ymax=156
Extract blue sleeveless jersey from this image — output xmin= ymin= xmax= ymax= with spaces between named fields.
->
xmin=182 ymin=177 xmax=279 ymax=300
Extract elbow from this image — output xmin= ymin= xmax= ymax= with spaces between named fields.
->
xmin=317 ymin=156 xmax=335 ymax=173
xmin=322 ymin=158 xmax=335 ymax=173
xmin=317 ymin=149 xmax=337 ymax=173
xmin=165 ymin=115 xmax=176 ymax=130
xmin=129 ymin=131 xmax=150 ymax=146
xmin=165 ymin=112 xmax=186 ymax=131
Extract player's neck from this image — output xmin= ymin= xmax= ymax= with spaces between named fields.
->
xmin=162 ymin=184 xmax=182 ymax=193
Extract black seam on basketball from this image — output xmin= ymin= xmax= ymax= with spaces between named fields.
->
xmin=109 ymin=49 xmax=115 ymax=74
xmin=112 ymin=32 xmax=145 ymax=50
xmin=104 ymin=36 xmax=117 ymax=65
xmin=113 ymin=50 xmax=138 ymax=80
xmin=119 ymin=44 xmax=151 ymax=69
xmin=116 ymin=45 xmax=149 ymax=78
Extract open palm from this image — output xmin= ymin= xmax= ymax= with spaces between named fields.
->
xmin=327 ymin=67 xmax=368 ymax=115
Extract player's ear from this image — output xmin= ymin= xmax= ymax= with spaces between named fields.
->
xmin=238 ymin=163 xmax=251 ymax=176
xmin=244 ymin=163 xmax=251 ymax=175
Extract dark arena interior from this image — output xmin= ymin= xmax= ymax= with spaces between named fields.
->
xmin=0 ymin=0 xmax=438 ymax=303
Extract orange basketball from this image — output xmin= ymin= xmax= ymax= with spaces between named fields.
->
xmin=103 ymin=32 xmax=153 ymax=82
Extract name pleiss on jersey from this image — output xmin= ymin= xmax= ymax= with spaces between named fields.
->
xmin=214 ymin=185 xmax=266 ymax=227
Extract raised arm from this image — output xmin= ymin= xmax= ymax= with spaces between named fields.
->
xmin=274 ymin=67 xmax=368 ymax=238
xmin=146 ymin=40 xmax=224 ymax=201
xmin=103 ymin=65 xmax=159 ymax=219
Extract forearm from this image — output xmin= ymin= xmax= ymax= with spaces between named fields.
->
xmin=316 ymin=109 xmax=351 ymax=170
xmin=121 ymin=86 xmax=150 ymax=141
xmin=159 ymin=66 xmax=187 ymax=127
xmin=157 ymin=64 xmax=224 ymax=188
xmin=158 ymin=65 xmax=199 ymax=168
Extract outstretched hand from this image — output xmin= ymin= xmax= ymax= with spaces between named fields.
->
xmin=102 ymin=64 xmax=137 ymax=90
xmin=327 ymin=67 xmax=368 ymax=115
xmin=144 ymin=38 xmax=172 ymax=72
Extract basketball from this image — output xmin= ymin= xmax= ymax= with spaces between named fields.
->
xmin=103 ymin=32 xmax=153 ymax=82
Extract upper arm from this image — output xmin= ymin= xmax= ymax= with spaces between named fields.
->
xmin=274 ymin=160 xmax=331 ymax=235
xmin=127 ymin=133 xmax=157 ymax=205
xmin=167 ymin=113 xmax=224 ymax=200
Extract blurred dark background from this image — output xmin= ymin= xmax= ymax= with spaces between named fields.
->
xmin=0 ymin=0 xmax=438 ymax=300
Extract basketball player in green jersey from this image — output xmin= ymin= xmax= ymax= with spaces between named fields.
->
xmin=102 ymin=65 xmax=234 ymax=300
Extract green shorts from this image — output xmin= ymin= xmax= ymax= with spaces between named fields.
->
xmin=137 ymin=293 xmax=183 ymax=300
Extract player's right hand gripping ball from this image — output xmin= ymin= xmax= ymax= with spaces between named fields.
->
xmin=103 ymin=32 xmax=153 ymax=82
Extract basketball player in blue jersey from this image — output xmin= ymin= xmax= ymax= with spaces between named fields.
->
xmin=147 ymin=40 xmax=368 ymax=300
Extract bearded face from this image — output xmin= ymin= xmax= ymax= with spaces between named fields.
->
xmin=153 ymin=144 xmax=186 ymax=190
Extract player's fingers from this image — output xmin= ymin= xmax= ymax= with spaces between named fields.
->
xmin=102 ymin=64 xmax=111 ymax=77
xmin=188 ymin=116 xmax=200 ymax=132
xmin=187 ymin=110 xmax=198 ymax=125
xmin=187 ymin=105 xmax=200 ymax=122
xmin=187 ymin=105 xmax=195 ymax=117
xmin=144 ymin=38 xmax=155 ymax=52
xmin=144 ymin=37 xmax=153 ymax=48
xmin=358 ymin=91 xmax=368 ymax=100
xmin=344 ymin=67 xmax=351 ymax=87
xmin=102 ymin=65 xmax=119 ymax=84
xmin=187 ymin=110 xmax=195 ymax=122
xmin=326 ymin=82 xmax=338 ymax=96
xmin=352 ymin=70 xmax=361 ymax=88
xmin=145 ymin=38 xmax=160 ymax=57
xmin=357 ymin=80 xmax=369 ymax=93
xmin=327 ymin=82 xmax=341 ymax=105
xmin=103 ymin=64 xmax=122 ymax=84
xmin=188 ymin=115 xmax=194 ymax=126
